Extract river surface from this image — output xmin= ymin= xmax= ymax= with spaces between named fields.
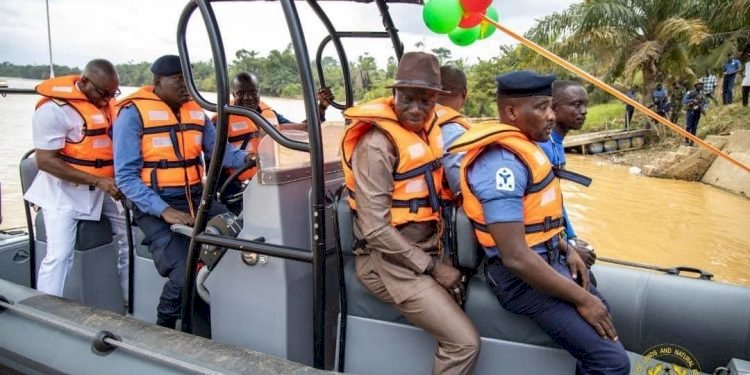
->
xmin=1 ymin=77 xmax=748 ymax=286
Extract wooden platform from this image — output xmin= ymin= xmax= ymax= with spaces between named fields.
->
xmin=563 ymin=129 xmax=652 ymax=149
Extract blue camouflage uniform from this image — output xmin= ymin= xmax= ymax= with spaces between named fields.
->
xmin=468 ymin=71 xmax=629 ymax=375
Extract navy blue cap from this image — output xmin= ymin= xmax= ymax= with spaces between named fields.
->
xmin=496 ymin=70 xmax=556 ymax=98
xmin=150 ymin=55 xmax=183 ymax=76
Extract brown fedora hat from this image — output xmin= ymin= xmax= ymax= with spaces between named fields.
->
xmin=386 ymin=51 xmax=450 ymax=94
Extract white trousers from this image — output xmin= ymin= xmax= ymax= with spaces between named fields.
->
xmin=36 ymin=197 xmax=129 ymax=300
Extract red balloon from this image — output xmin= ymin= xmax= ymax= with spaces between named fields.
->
xmin=458 ymin=12 xmax=483 ymax=28
xmin=460 ymin=0 xmax=492 ymax=13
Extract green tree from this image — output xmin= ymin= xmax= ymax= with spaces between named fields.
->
xmin=431 ymin=47 xmax=453 ymax=65
xmin=526 ymin=0 xmax=710 ymax=91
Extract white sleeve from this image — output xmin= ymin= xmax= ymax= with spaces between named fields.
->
xmin=32 ymin=102 xmax=76 ymax=150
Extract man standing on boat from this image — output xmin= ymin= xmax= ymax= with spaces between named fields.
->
xmin=341 ymin=52 xmax=480 ymax=375
xmin=449 ymin=70 xmax=630 ymax=375
xmin=25 ymin=59 xmax=129 ymax=301
xmin=538 ymin=80 xmax=596 ymax=270
xmin=113 ymin=55 xmax=252 ymax=329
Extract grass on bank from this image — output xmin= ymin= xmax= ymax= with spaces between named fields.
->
xmin=575 ymin=101 xmax=749 ymax=137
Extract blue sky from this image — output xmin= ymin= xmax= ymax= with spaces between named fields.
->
xmin=0 ymin=0 xmax=577 ymax=68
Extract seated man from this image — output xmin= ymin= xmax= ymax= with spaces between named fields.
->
xmin=538 ymin=80 xmax=596 ymax=269
xmin=435 ymin=65 xmax=473 ymax=257
xmin=212 ymin=71 xmax=333 ymax=214
xmin=449 ymin=70 xmax=630 ymax=375
xmin=114 ymin=55 xmax=252 ymax=329
xmin=341 ymin=52 xmax=480 ymax=374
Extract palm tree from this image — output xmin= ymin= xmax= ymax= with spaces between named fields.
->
xmin=698 ymin=0 xmax=750 ymax=69
xmin=525 ymin=0 xmax=709 ymax=90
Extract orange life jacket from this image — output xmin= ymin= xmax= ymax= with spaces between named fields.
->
xmin=35 ymin=75 xmax=115 ymax=178
xmin=449 ymin=123 xmax=564 ymax=248
xmin=117 ymin=86 xmax=205 ymax=190
xmin=341 ymin=97 xmax=444 ymax=227
xmin=211 ymin=101 xmax=278 ymax=181
xmin=434 ymin=104 xmax=472 ymax=202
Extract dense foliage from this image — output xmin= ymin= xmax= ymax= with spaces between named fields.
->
xmin=2 ymin=0 xmax=747 ymax=118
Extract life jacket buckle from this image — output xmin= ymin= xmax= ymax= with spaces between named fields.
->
xmin=543 ymin=216 xmax=552 ymax=232
xmin=409 ymin=199 xmax=420 ymax=214
xmin=157 ymin=159 xmax=169 ymax=169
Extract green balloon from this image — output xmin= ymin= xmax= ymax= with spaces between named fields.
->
xmin=423 ymin=0 xmax=463 ymax=34
xmin=449 ymin=26 xmax=481 ymax=47
xmin=479 ymin=6 xmax=499 ymax=40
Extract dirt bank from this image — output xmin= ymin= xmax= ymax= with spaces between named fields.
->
xmin=601 ymin=104 xmax=750 ymax=198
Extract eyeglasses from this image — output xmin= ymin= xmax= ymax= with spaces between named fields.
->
xmin=83 ymin=75 xmax=121 ymax=99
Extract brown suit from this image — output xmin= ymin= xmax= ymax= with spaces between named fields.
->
xmin=351 ymin=128 xmax=480 ymax=375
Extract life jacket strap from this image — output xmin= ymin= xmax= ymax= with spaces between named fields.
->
xmin=553 ymin=167 xmax=592 ymax=187
xmin=142 ymin=155 xmax=203 ymax=169
xmin=471 ymin=215 xmax=564 ymax=234
xmin=60 ymin=155 xmax=113 ymax=168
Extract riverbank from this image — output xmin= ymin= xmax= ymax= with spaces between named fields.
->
xmin=603 ymin=104 xmax=750 ymax=198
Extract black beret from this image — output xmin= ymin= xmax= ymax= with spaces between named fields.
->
xmin=150 ymin=55 xmax=183 ymax=76
xmin=496 ymin=70 xmax=556 ymax=98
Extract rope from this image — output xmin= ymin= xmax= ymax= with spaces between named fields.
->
xmin=483 ymin=16 xmax=750 ymax=174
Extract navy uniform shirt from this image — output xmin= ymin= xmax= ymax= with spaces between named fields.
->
xmin=467 ymin=144 xmax=558 ymax=258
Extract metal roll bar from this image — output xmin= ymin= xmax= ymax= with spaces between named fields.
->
xmin=309 ymin=0 xmax=405 ymax=111
xmin=176 ymin=0 xmax=328 ymax=368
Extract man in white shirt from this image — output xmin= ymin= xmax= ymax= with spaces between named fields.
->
xmin=24 ymin=59 xmax=128 ymax=300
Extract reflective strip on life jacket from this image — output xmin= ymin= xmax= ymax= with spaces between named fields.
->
xmin=449 ymin=123 xmax=565 ymax=248
xmin=341 ymin=96 xmax=445 ymax=227
xmin=117 ymin=86 xmax=205 ymax=189
xmin=35 ymin=75 xmax=115 ymax=178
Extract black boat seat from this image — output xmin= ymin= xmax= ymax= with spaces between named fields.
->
xmin=35 ymin=212 xmax=114 ymax=251
xmin=336 ymin=189 xmax=408 ymax=324
xmin=454 ymin=208 xmax=556 ymax=347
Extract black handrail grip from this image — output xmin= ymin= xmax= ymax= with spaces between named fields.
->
xmin=665 ymin=266 xmax=714 ymax=280
xmin=0 ymin=88 xmax=38 ymax=96
xmin=20 ymin=149 xmax=37 ymax=289
xmin=123 ymin=203 xmax=136 ymax=315
xmin=308 ymin=0 xmax=354 ymax=111
xmin=331 ymin=185 xmax=348 ymax=372
xmin=194 ymin=233 xmax=313 ymax=263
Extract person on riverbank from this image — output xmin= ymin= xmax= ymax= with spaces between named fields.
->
xmin=538 ymin=80 xmax=596 ymax=270
xmin=450 ymin=70 xmax=629 ymax=375
xmin=341 ymin=52 xmax=480 ymax=375
xmin=624 ymin=87 xmax=637 ymax=130
xmin=722 ymin=53 xmax=743 ymax=105
xmin=650 ymin=83 xmax=670 ymax=120
xmin=683 ymin=81 xmax=706 ymax=146
xmin=211 ymin=71 xmax=333 ymax=214
xmin=742 ymin=53 xmax=750 ymax=107
xmin=670 ymin=81 xmax=686 ymax=125
xmin=113 ymin=55 xmax=252 ymax=329
xmin=699 ymin=69 xmax=718 ymax=106
xmin=25 ymin=59 xmax=129 ymax=301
